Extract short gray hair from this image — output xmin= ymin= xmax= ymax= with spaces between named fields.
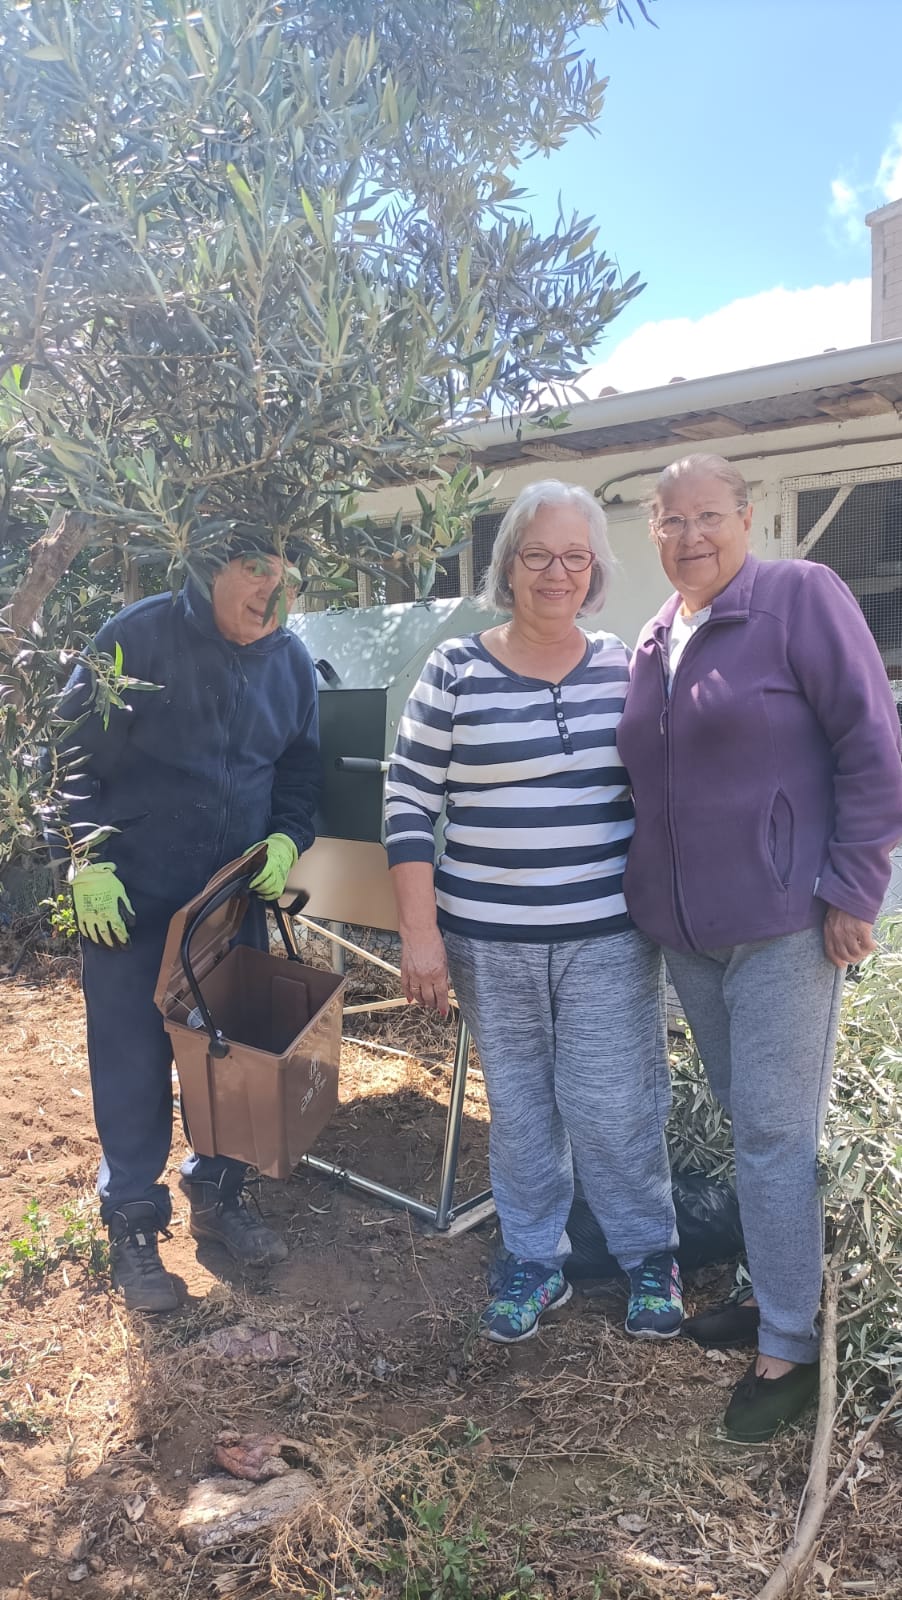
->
xmin=480 ymin=480 xmax=615 ymax=615
xmin=650 ymin=453 xmax=750 ymax=515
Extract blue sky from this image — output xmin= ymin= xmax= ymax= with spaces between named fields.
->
xmin=520 ymin=0 xmax=902 ymax=392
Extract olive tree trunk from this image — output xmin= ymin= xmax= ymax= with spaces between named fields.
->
xmin=2 ymin=510 xmax=95 ymax=648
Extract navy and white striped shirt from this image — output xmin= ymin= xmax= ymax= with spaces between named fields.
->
xmin=384 ymin=632 xmax=634 ymax=942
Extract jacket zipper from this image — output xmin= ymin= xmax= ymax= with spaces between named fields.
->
xmin=212 ymin=652 xmax=246 ymax=862
xmin=656 ymin=646 xmax=694 ymax=950
xmin=654 ymin=617 xmax=731 ymax=952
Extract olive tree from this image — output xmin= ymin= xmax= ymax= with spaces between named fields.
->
xmin=0 ymin=0 xmax=651 ymax=868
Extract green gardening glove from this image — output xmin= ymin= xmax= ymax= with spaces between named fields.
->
xmin=69 ymin=861 xmax=136 ymax=948
xmin=246 ymin=833 xmax=298 ymax=901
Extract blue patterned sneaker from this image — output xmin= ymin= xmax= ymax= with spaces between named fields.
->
xmin=625 ymin=1252 xmax=683 ymax=1340
xmin=480 ymin=1257 xmax=573 ymax=1343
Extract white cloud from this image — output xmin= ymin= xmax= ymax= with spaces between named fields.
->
xmin=828 ymin=120 xmax=902 ymax=242
xmin=557 ymin=279 xmax=870 ymax=399
xmin=831 ymin=177 xmax=858 ymax=213
xmin=829 ymin=177 xmax=866 ymax=244
xmin=875 ymin=123 xmax=902 ymax=203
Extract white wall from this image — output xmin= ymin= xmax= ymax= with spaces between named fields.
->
xmin=868 ymin=198 xmax=902 ymax=343
xmin=364 ymin=410 xmax=902 ymax=648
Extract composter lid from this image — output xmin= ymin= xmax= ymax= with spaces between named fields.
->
xmin=153 ymin=846 xmax=268 ymax=1019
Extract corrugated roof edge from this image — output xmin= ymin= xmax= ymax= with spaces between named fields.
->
xmin=448 ymin=337 xmax=902 ymax=455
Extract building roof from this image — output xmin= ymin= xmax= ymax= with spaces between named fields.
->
xmin=454 ymin=338 xmax=902 ymax=470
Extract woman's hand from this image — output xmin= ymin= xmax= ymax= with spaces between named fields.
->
xmin=400 ymin=927 xmax=450 ymax=1015
xmin=389 ymin=861 xmax=450 ymax=1014
xmin=823 ymin=906 xmax=876 ymax=968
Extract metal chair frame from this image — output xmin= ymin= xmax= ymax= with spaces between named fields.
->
xmin=284 ymin=911 xmax=494 ymax=1235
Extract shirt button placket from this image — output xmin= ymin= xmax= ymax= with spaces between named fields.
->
xmin=551 ymin=685 xmax=572 ymax=751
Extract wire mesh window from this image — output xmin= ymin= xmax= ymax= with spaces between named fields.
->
xmin=431 ymin=510 xmax=506 ymax=596
xmin=430 ymin=551 xmax=461 ymax=598
xmin=472 ymin=509 xmax=505 ymax=590
xmin=785 ymin=471 xmax=902 ymax=677
xmin=360 ymin=508 xmax=507 ymax=602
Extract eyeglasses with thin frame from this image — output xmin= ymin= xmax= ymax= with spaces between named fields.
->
xmin=241 ymin=556 xmax=301 ymax=592
xmin=517 ymin=547 xmax=595 ymax=573
xmin=652 ymin=506 xmax=747 ymax=543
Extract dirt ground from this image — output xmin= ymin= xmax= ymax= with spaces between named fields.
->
xmin=1 ymin=954 xmax=900 ymax=1600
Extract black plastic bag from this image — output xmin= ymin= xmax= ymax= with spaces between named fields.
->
xmin=565 ymin=1169 xmax=744 ymax=1280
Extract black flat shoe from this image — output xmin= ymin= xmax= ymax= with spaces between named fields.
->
xmin=682 ymin=1296 xmax=760 ymax=1349
xmin=725 ymin=1358 xmax=820 ymax=1442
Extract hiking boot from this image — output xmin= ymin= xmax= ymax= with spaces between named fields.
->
xmin=625 ymin=1251 xmax=684 ymax=1339
xmin=184 ymin=1174 xmax=288 ymax=1268
xmin=725 ymin=1357 xmax=820 ymax=1442
xmin=682 ymin=1289 xmax=760 ymax=1349
xmin=108 ymin=1201 xmax=179 ymax=1313
xmin=480 ymin=1258 xmax=572 ymax=1344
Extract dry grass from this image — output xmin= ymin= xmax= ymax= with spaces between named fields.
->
xmin=106 ymin=1282 xmax=902 ymax=1600
xmin=1 ymin=958 xmax=901 ymax=1600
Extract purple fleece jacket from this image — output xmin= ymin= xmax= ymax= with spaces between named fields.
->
xmin=616 ymin=554 xmax=902 ymax=953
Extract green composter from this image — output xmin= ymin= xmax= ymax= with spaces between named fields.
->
xmin=286 ymin=597 xmax=497 ymax=929
xmin=283 ymin=597 xmax=500 ymax=1233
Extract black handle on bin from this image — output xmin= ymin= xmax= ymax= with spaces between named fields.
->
xmin=334 ymin=756 xmax=388 ymax=773
xmin=179 ymin=872 xmax=255 ymax=1058
xmin=278 ymin=889 xmax=310 ymax=919
xmin=179 ymin=873 xmax=313 ymax=1050
xmin=272 ymin=899 xmax=307 ymax=961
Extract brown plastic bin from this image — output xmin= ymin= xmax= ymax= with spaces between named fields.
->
xmin=154 ymin=849 xmax=345 ymax=1179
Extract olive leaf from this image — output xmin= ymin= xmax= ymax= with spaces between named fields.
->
xmin=0 ymin=0 xmax=652 ymax=872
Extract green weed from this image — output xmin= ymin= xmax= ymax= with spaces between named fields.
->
xmin=2 ymin=1196 xmax=108 ymax=1288
xmin=0 ymin=1397 xmax=53 ymax=1440
xmin=57 ymin=1198 xmax=109 ymax=1276
xmin=380 ymin=1493 xmax=541 ymax=1600
xmin=40 ymin=891 xmax=78 ymax=945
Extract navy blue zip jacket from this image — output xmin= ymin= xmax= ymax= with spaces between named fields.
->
xmin=56 ymin=582 xmax=321 ymax=905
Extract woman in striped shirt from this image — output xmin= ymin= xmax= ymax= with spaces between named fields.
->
xmin=384 ymin=481 xmax=681 ymax=1345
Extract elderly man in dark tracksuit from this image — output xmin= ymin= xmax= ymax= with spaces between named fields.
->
xmin=58 ymin=542 xmax=320 ymax=1311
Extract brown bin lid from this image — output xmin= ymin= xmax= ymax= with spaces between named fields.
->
xmin=154 ymin=845 xmax=269 ymax=1019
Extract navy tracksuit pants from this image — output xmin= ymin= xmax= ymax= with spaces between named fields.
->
xmin=81 ymin=885 xmax=268 ymax=1226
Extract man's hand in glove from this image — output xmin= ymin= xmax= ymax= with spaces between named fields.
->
xmin=246 ymin=833 xmax=298 ymax=900
xmin=70 ymin=861 xmax=136 ymax=947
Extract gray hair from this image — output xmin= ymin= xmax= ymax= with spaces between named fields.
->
xmin=650 ymin=453 xmax=750 ymax=516
xmin=480 ymin=480 xmax=615 ymax=615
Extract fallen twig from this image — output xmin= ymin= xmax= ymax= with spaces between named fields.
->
xmin=752 ymin=1268 xmax=840 ymax=1600
xmin=753 ymin=1268 xmax=902 ymax=1600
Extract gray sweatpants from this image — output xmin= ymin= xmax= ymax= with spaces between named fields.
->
xmin=664 ymin=924 xmax=844 ymax=1365
xmin=443 ymin=927 xmax=677 ymax=1272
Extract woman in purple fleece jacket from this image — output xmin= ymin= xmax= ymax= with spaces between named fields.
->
xmin=617 ymin=453 xmax=902 ymax=1443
